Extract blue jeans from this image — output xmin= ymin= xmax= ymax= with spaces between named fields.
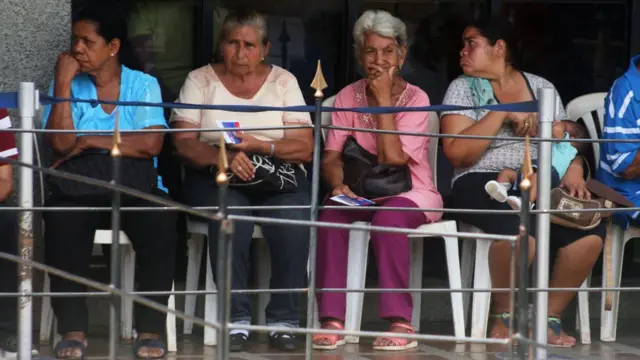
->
xmin=183 ymin=168 xmax=311 ymax=326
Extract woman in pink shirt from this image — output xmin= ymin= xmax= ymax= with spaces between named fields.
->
xmin=313 ymin=10 xmax=443 ymax=351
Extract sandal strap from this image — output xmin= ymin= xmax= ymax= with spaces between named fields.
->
xmin=133 ymin=338 xmax=167 ymax=359
xmin=390 ymin=322 xmax=415 ymax=333
xmin=54 ymin=339 xmax=87 ymax=359
xmin=547 ymin=316 xmax=563 ymax=336
xmin=321 ymin=320 xmax=344 ymax=330
xmin=491 ymin=312 xmax=511 ymax=327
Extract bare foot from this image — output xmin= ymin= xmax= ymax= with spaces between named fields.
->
xmin=136 ymin=333 xmax=165 ymax=359
xmin=56 ymin=332 xmax=87 ymax=359
xmin=489 ymin=315 xmax=511 ymax=339
xmin=547 ymin=323 xmax=576 ymax=347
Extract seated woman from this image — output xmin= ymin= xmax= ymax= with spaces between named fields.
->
xmin=42 ymin=4 xmax=177 ymax=359
xmin=171 ymin=11 xmax=313 ymax=352
xmin=313 ymin=10 xmax=443 ymax=351
xmin=441 ymin=18 xmax=604 ymax=347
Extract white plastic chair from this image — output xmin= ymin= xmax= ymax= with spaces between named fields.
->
xmin=566 ymin=92 xmax=607 ymax=166
xmin=567 ymin=92 xmax=607 ymax=344
xmin=329 ymin=110 xmax=466 ymax=342
xmin=39 ymin=230 xmax=178 ymax=352
xmin=568 ymin=92 xmax=640 ymax=342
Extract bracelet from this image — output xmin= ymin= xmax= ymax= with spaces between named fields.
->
xmin=269 ymin=142 xmax=275 ymax=157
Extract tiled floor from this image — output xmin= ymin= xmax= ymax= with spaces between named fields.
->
xmin=34 ymin=331 xmax=640 ymax=359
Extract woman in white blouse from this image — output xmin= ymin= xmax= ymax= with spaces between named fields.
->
xmin=171 ymin=11 xmax=313 ymax=352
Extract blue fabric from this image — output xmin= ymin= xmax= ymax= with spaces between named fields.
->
xmin=42 ymin=65 xmax=168 ymax=193
xmin=464 ymin=76 xmax=497 ymax=106
xmin=514 ymin=160 xmax=561 ymax=193
xmin=551 ymin=133 xmax=578 ymax=179
xmin=596 ymin=54 xmax=640 ymax=228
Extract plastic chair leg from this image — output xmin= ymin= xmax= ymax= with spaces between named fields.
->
xmin=255 ymin=237 xmax=271 ymax=326
xmin=409 ymin=239 xmax=424 ymax=331
xmin=576 ymin=276 xmax=591 ymax=344
xmin=39 ymin=274 xmax=54 ymax=344
xmin=344 ymin=222 xmax=370 ymax=344
xmin=443 ymin=222 xmax=466 ymax=340
xmin=470 ymin=240 xmax=492 ymax=339
xmin=203 ymin=251 xmax=218 ymax=346
xmin=601 ymin=224 xmax=626 ymax=342
xmin=121 ymin=248 xmax=135 ymax=340
xmin=166 ymin=282 xmax=177 ymax=352
xmin=184 ymin=234 xmax=205 ymax=335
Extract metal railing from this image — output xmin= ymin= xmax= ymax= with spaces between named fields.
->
xmin=0 ymin=64 xmax=616 ymax=360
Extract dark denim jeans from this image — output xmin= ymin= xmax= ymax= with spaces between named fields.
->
xmin=183 ymin=168 xmax=311 ymax=326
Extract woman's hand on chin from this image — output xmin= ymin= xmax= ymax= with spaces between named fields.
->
xmin=367 ymin=65 xmax=395 ymax=104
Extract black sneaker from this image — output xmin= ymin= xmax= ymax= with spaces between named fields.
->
xmin=269 ymin=332 xmax=298 ymax=351
xmin=229 ymin=333 xmax=249 ymax=352
xmin=0 ymin=335 xmax=38 ymax=359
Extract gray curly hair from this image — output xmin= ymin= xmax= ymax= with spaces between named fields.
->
xmin=353 ymin=10 xmax=408 ymax=58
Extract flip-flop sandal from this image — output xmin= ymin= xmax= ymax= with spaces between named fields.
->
xmin=312 ymin=320 xmax=346 ymax=350
xmin=372 ymin=322 xmax=418 ymax=351
xmin=54 ymin=339 xmax=87 ymax=360
xmin=547 ymin=316 xmax=576 ymax=348
xmin=133 ymin=338 xmax=167 ymax=359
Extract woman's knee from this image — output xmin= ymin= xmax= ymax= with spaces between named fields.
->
xmin=489 ymin=235 xmax=536 ymax=255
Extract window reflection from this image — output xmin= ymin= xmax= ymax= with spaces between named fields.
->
xmin=128 ymin=0 xmax=198 ymax=101
xmin=501 ymin=1 xmax=628 ymax=103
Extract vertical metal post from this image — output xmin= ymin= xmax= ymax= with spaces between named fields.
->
xmin=109 ymin=110 xmax=122 ymax=360
xmin=517 ymin=157 xmax=532 ymax=360
xmin=534 ymin=87 xmax=555 ymax=359
xmin=18 ymin=82 xmax=35 ymax=360
xmin=305 ymin=60 xmax=327 ymax=360
xmin=215 ymin=138 xmax=232 ymax=360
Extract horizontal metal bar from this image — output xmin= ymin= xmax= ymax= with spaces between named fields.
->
xmin=230 ymin=323 xmax=510 ymax=345
xmin=229 ymin=214 xmax=517 ymax=241
xmin=1 ymin=125 xmax=310 ymax=134
xmin=3 ymin=285 xmax=640 ymax=297
xmin=0 ymin=205 xmax=638 ymax=216
xmin=0 ymin=251 xmax=221 ymax=331
xmin=0 ymin=157 xmax=222 ymax=223
xmin=8 ymin=124 xmax=640 ymax=143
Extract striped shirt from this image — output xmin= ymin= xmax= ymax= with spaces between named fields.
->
xmin=0 ymin=108 xmax=18 ymax=165
xmin=596 ymin=54 xmax=640 ymax=223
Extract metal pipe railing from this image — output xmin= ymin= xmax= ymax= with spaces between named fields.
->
xmin=1 ymin=74 xmax=620 ymax=360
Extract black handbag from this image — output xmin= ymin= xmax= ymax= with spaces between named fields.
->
xmin=341 ymin=136 xmax=412 ymax=198
xmin=211 ymin=153 xmax=302 ymax=192
xmin=47 ymin=149 xmax=158 ymax=199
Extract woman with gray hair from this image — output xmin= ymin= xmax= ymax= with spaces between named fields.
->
xmin=313 ymin=10 xmax=442 ymax=351
xmin=171 ymin=10 xmax=313 ymax=352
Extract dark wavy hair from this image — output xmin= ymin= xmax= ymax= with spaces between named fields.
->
xmin=72 ymin=2 xmax=143 ymax=72
xmin=466 ymin=17 xmax=522 ymax=68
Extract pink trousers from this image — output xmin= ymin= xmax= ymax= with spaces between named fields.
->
xmin=315 ymin=196 xmax=426 ymax=322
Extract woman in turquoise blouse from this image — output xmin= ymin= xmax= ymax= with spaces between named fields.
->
xmin=41 ymin=3 xmax=176 ymax=359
